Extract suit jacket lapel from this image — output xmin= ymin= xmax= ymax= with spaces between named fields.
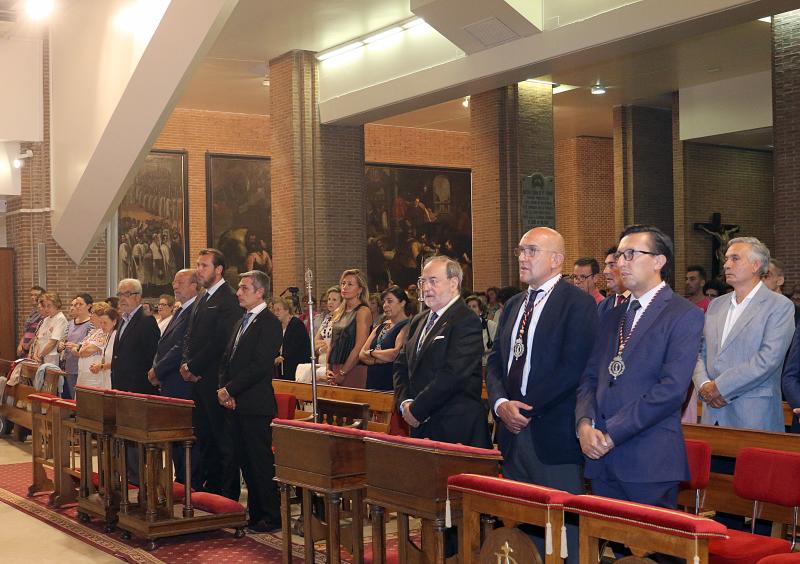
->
xmin=528 ymin=281 xmax=565 ymax=370
xmin=621 ymin=286 xmax=672 ymax=357
xmin=411 ymin=304 xmax=455 ymax=371
xmin=718 ymin=286 xmax=767 ymax=354
xmin=117 ymin=308 xmax=141 ymax=345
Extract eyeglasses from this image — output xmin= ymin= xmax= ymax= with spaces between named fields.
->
xmin=418 ymin=277 xmax=444 ymax=289
xmin=513 ymin=246 xmax=555 ymax=258
xmin=570 ymin=274 xmax=595 ymax=283
xmin=613 ymin=249 xmax=658 ymax=262
xmin=157 ymin=303 xmax=169 ymax=308
xmin=117 ymin=291 xmax=141 ymax=298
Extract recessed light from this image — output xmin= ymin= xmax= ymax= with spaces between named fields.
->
xmin=591 ymin=83 xmax=606 ymax=95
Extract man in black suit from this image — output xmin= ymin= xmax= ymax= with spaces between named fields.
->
xmin=180 ymin=249 xmax=242 ymax=497
xmin=486 ymin=227 xmax=598 ymax=562
xmin=148 ymin=269 xmax=201 ymax=488
xmin=217 ymin=270 xmax=283 ymax=532
xmin=111 ymin=277 xmax=160 ymax=484
xmin=597 ymin=246 xmax=630 ymax=318
xmin=394 ymin=255 xmax=490 ymax=448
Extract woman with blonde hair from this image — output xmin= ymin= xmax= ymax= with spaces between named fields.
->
xmin=326 ymin=269 xmax=372 ymax=388
xmin=29 ymin=293 xmax=68 ymax=365
xmin=313 ymin=286 xmax=342 ymax=369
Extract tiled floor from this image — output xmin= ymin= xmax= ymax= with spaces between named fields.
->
xmin=0 ymin=436 xmax=124 ymax=563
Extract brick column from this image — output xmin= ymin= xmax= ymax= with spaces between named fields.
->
xmin=672 ymin=92 xmax=688 ymax=286
xmin=6 ymin=35 xmax=107 ymax=341
xmin=471 ymin=81 xmax=554 ymax=290
xmin=773 ymin=10 xmax=800 ymax=288
xmin=613 ymin=105 xmax=674 ymax=240
xmin=269 ymin=50 xmax=365 ymax=294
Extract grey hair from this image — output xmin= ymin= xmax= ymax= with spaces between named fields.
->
xmin=118 ymin=278 xmax=143 ymax=294
xmin=728 ymin=236 xmax=770 ymax=276
xmin=423 ymin=255 xmax=463 ymax=289
xmin=240 ymin=270 xmax=271 ymax=295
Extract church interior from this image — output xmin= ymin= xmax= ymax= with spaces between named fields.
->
xmin=1 ymin=0 xmax=800 ymax=562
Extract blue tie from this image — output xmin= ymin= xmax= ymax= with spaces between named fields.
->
xmin=623 ymin=300 xmax=641 ymax=339
xmin=417 ymin=311 xmax=438 ymax=353
xmin=232 ymin=312 xmax=253 ymax=356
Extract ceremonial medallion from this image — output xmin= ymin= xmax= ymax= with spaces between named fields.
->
xmin=513 ymin=338 xmax=525 ymax=359
xmin=608 ymin=355 xmax=626 ymax=379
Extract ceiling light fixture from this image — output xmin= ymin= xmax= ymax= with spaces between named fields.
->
xmin=402 ymin=18 xmax=426 ymax=30
xmin=26 ymin=0 xmax=54 ymax=21
xmin=317 ymin=17 xmax=428 ymax=62
xmin=758 ymin=16 xmax=772 ymax=23
xmin=12 ymin=149 xmax=33 ymax=169
xmin=317 ymin=41 xmax=364 ymax=61
xmin=591 ymin=82 xmax=606 ymax=95
xmin=364 ymin=27 xmax=403 ymax=44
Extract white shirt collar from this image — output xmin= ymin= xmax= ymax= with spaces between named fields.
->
xmin=631 ymin=280 xmax=666 ymax=312
xmin=432 ymin=293 xmax=461 ymax=318
xmin=529 ymin=273 xmax=561 ymax=294
xmin=247 ymin=302 xmax=268 ymax=316
xmin=205 ymin=277 xmax=227 ymax=298
xmin=124 ymin=304 xmax=143 ymax=321
xmin=730 ymin=281 xmax=763 ymax=307
xmin=180 ymin=295 xmax=197 ymax=311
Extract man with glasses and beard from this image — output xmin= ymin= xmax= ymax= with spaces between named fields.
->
xmin=576 ymin=225 xmax=703 ymax=509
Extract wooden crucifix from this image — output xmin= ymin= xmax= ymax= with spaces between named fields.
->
xmin=694 ymin=213 xmax=740 ymax=279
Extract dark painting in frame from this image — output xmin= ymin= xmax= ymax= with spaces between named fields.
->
xmin=117 ymin=149 xmax=189 ymax=299
xmin=206 ymin=153 xmax=272 ymax=289
xmin=365 ymin=163 xmax=473 ymax=292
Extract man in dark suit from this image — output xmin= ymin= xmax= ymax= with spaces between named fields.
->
xmin=180 ymin=249 xmax=242 ymax=497
xmin=394 ymin=255 xmax=490 ymax=448
xmin=217 ymin=270 xmax=283 ymax=532
xmin=576 ymin=225 xmax=704 ymax=509
xmin=597 ymin=246 xmax=629 ymax=318
xmin=148 ymin=269 xmax=201 ymax=488
xmin=486 ymin=227 xmax=597 ymax=562
xmin=111 ymin=277 xmax=160 ymax=485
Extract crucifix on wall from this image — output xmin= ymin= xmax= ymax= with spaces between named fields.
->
xmin=694 ymin=212 xmax=740 ymax=279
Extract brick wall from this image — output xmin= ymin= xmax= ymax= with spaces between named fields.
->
xmin=555 ymin=136 xmax=615 ymax=272
xmin=773 ymin=10 xmax=800 ymax=290
xmin=683 ymin=143 xmax=773 ymax=279
xmin=364 ymin=123 xmax=470 ymax=168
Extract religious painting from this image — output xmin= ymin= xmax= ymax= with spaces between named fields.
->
xmin=365 ymin=163 xmax=473 ymax=292
xmin=117 ymin=150 xmax=188 ymax=298
xmin=206 ymin=154 xmax=272 ymax=289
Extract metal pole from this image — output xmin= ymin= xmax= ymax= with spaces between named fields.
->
xmin=305 ymin=268 xmax=319 ymax=420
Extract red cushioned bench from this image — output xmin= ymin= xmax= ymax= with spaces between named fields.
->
xmin=272 ymin=418 xmax=381 ymax=564
xmin=448 ymin=473 xmax=573 ymax=564
xmin=363 ymin=433 xmax=502 ymax=564
xmin=564 ymin=494 xmax=728 ymax=564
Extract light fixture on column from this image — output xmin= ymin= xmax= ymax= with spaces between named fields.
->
xmin=12 ymin=149 xmax=33 ymax=169
xmin=591 ymin=82 xmax=606 ymax=95
xmin=462 ymin=96 xmax=470 ymax=108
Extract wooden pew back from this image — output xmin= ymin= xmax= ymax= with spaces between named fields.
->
xmin=0 ymin=362 xmax=63 ymax=435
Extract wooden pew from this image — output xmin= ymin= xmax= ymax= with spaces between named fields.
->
xmin=272 ymin=381 xmax=397 ymax=433
xmin=681 ymin=423 xmax=800 ymax=525
xmin=0 ymin=362 xmax=62 ymax=440
xmin=50 ymin=398 xmax=79 ymax=507
xmin=28 ymin=393 xmax=59 ymax=497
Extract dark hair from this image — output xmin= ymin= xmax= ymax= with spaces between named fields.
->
xmin=703 ymin=279 xmax=727 ymax=297
xmin=105 ymin=296 xmax=119 ymax=309
xmin=605 ymin=246 xmax=617 ymax=257
xmin=380 ymin=285 xmax=411 ymax=316
xmin=686 ymin=265 xmax=707 ymax=281
xmin=199 ymin=248 xmax=226 ymax=273
xmin=31 ymin=285 xmax=46 ymax=293
xmin=73 ymin=293 xmax=94 ymax=306
xmin=466 ymin=294 xmax=487 ymax=314
xmin=619 ymin=224 xmax=674 ymax=279
xmin=770 ymin=258 xmax=785 ymax=277
xmin=497 ymin=286 xmax=522 ymax=305
xmin=574 ymin=257 xmax=600 ymax=275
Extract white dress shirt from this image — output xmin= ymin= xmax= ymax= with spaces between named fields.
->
xmin=627 ymin=281 xmax=667 ymax=333
xmin=721 ymin=281 xmax=762 ymax=347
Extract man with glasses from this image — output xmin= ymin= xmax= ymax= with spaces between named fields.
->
xmin=597 ymin=247 xmax=630 ymax=317
xmin=394 ymin=255 xmax=490 ymax=448
xmin=111 ymin=278 xmax=160 ymax=394
xmin=486 ymin=227 xmax=598 ymax=562
xmin=572 ymin=257 xmax=604 ymax=304
xmin=576 ymin=225 xmax=703 ymax=509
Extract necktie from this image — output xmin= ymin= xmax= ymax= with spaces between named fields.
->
xmin=507 ymin=289 xmax=541 ymax=397
xmin=416 ymin=311 xmax=439 ymax=353
xmin=232 ymin=312 xmax=253 ymax=356
xmin=623 ymin=300 xmax=641 ymax=340
xmin=615 ymin=294 xmax=628 ymax=308
xmin=163 ymin=306 xmax=183 ymax=333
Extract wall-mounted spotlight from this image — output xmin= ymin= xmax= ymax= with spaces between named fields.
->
xmin=12 ymin=149 xmax=33 ymax=169
xmin=591 ymin=82 xmax=606 ymax=95
xmin=462 ymin=96 xmax=470 ymax=108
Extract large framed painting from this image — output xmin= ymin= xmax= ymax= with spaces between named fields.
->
xmin=206 ymin=154 xmax=272 ymax=289
xmin=365 ymin=163 xmax=473 ymax=292
xmin=117 ymin=150 xmax=188 ymax=298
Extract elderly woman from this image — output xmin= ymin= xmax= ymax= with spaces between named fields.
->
xmin=358 ymin=286 xmax=410 ymax=391
xmin=155 ymin=293 xmax=175 ymax=334
xmin=327 ymin=269 xmax=372 ymax=388
xmin=29 ymin=293 xmax=68 ymax=365
xmin=272 ymin=298 xmax=311 ymax=381
xmin=59 ymin=293 xmax=94 ymax=398
xmin=76 ymin=302 xmax=118 ymax=389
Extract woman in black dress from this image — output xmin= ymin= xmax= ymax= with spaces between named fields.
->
xmin=272 ymin=298 xmax=311 ymax=380
xmin=358 ymin=286 xmax=411 ymax=391
xmin=326 ymin=269 xmax=372 ymax=388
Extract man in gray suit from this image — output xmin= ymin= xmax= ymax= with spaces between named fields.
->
xmin=693 ymin=237 xmax=795 ymax=431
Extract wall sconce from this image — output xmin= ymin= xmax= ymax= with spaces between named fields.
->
xmin=12 ymin=149 xmax=33 ymax=169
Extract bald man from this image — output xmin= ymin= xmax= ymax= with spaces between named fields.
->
xmin=486 ymin=227 xmax=598 ymax=562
